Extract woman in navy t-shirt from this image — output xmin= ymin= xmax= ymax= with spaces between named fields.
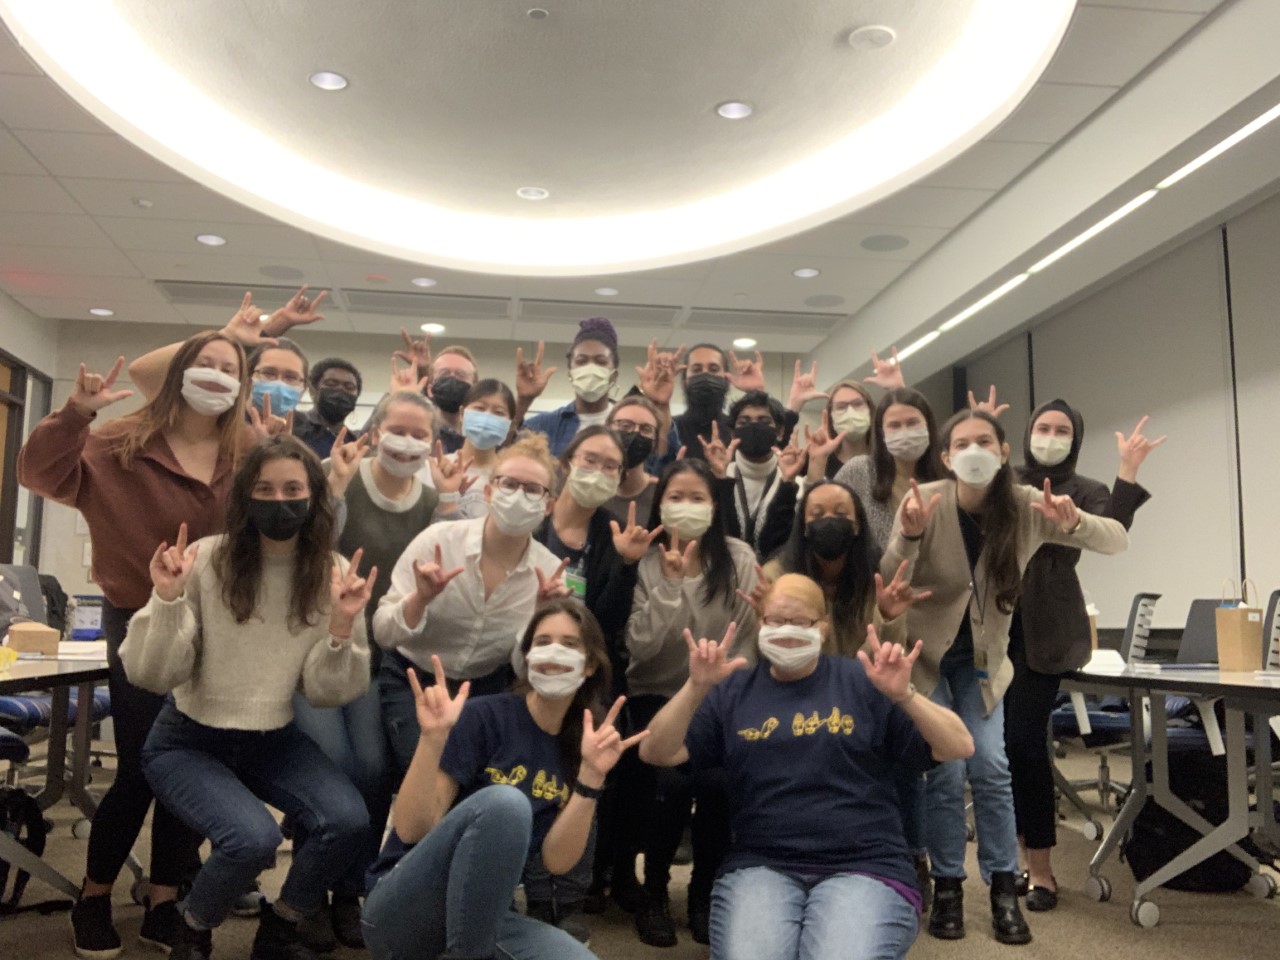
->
xmin=641 ymin=574 xmax=974 ymax=960
xmin=362 ymin=599 xmax=647 ymax=960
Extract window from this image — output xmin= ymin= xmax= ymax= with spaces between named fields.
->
xmin=0 ymin=353 xmax=52 ymax=565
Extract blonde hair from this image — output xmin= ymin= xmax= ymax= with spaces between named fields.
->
xmin=760 ymin=573 xmax=829 ymax=620
xmin=434 ymin=345 xmax=476 ymax=367
xmin=494 ymin=430 xmax=560 ymax=492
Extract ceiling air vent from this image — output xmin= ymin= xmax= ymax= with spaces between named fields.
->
xmin=343 ymin=289 xmax=511 ymax=319
xmin=518 ymin=300 xmax=680 ymax=328
xmin=683 ymin=307 xmax=845 ymax=334
xmin=155 ymin=280 xmax=307 ymax=308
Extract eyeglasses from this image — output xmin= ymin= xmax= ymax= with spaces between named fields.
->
xmin=492 ymin=475 xmax=550 ymax=500
xmin=572 ymin=452 xmax=622 ymax=477
xmin=832 ymin=399 xmax=867 ymax=412
xmin=318 ymin=378 xmax=360 ymax=395
xmin=253 ymin=366 xmax=306 ymax=388
xmin=611 ymin=418 xmax=657 ymax=439
xmin=762 ymin=615 xmax=820 ymax=628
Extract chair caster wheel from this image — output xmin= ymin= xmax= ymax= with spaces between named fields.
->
xmin=1085 ymin=875 xmax=1111 ymax=902
xmin=72 ymin=818 xmax=92 ymax=839
xmin=1130 ymin=899 xmax=1159 ymax=928
xmin=1246 ymin=873 xmax=1277 ymax=899
xmin=1082 ymin=819 xmax=1103 ymax=841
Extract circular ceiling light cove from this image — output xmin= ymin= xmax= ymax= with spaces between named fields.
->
xmin=308 ymin=70 xmax=348 ymax=91
xmin=411 ymin=277 xmax=438 ymax=287
xmin=88 ymin=307 xmax=114 ymax=316
xmin=420 ymin=322 xmax=446 ymax=334
xmin=732 ymin=337 xmax=758 ymax=349
xmin=793 ymin=267 xmax=820 ymax=278
xmin=1 ymin=0 xmax=1074 ymax=275
xmin=195 ymin=233 xmax=226 ymax=246
xmin=516 ymin=186 xmax=550 ymax=200
xmin=716 ymin=101 xmax=753 ymax=120
xmin=848 ymin=25 xmax=897 ymax=50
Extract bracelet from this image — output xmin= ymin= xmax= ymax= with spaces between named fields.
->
xmin=438 ymin=491 xmax=461 ymax=503
xmin=1067 ymin=517 xmax=1083 ymax=535
xmin=572 ymin=780 xmax=605 ymax=800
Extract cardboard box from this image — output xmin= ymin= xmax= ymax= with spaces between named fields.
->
xmin=6 ymin=621 xmax=60 ymax=656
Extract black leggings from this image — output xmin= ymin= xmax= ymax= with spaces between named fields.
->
xmin=1003 ymin=635 xmax=1064 ymax=850
xmin=85 ymin=602 xmax=203 ymax=888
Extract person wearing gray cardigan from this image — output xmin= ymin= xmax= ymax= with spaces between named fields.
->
xmin=882 ymin=410 xmax=1127 ymax=946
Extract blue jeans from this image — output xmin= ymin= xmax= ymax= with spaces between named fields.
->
xmin=293 ymin=687 xmax=392 ymax=897
xmin=711 ymin=866 xmax=918 ymax=960
xmin=363 ymin=787 xmax=594 ymax=960
xmin=924 ymin=659 xmax=1019 ymax=882
xmin=141 ymin=702 xmax=370 ymax=928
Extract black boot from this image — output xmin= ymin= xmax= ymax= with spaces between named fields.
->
xmin=990 ymin=872 xmax=1033 ymax=945
xmin=928 ymin=877 xmax=965 ymax=940
xmin=251 ymin=906 xmax=320 ymax=960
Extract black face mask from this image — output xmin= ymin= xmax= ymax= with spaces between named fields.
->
xmin=683 ymin=373 xmax=729 ymax=413
xmin=316 ymin=389 xmax=357 ymax=424
xmin=431 ymin=376 xmax=470 ymax=414
xmin=247 ymin=498 xmax=311 ymax=542
xmin=735 ymin=423 xmax=778 ymax=460
xmin=806 ymin=516 xmax=857 ymax=561
xmin=618 ymin=431 xmax=655 ymax=469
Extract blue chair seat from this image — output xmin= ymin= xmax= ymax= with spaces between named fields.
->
xmin=0 ymin=725 xmax=30 ymax=764
xmin=0 ymin=687 xmax=111 ymax=733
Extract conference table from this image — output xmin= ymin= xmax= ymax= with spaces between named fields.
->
xmin=0 ymin=656 xmax=110 ymax=899
xmin=1066 ymin=659 xmax=1280 ymax=927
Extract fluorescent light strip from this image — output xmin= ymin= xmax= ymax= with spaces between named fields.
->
xmin=894 ymin=331 xmax=940 ymax=362
xmin=938 ymin=273 xmax=1029 ymax=331
xmin=1157 ymin=101 xmax=1280 ymax=190
xmin=1026 ymin=189 xmax=1157 ymax=275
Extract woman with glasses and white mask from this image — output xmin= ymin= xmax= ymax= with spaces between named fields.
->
xmin=604 ymin=396 xmax=664 ymax=522
xmin=373 ymin=433 xmax=571 ymax=775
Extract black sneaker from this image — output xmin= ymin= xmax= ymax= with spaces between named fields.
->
xmin=139 ymin=898 xmax=182 ymax=952
xmin=295 ymin=907 xmax=336 ymax=955
xmin=687 ymin=895 xmax=710 ymax=946
xmin=168 ymin=920 xmax=213 ymax=960
xmin=634 ymin=895 xmax=677 ymax=948
xmin=71 ymin=893 xmax=123 ymax=960
xmin=251 ymin=907 xmax=321 ymax=960
xmin=330 ymin=895 xmax=364 ymax=949
xmin=610 ymin=874 xmax=646 ymax=914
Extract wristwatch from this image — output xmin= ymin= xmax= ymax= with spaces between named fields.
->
xmin=573 ymin=780 xmax=605 ymax=800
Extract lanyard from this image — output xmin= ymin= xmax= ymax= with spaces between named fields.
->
xmin=735 ymin=469 xmax=777 ymax=546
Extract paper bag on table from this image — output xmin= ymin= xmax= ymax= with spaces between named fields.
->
xmin=1216 ymin=578 xmax=1263 ymax=672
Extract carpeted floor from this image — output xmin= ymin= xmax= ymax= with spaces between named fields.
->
xmin=2 ymin=745 xmax=1277 ymax=959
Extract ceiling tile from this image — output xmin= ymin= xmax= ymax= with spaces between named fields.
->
xmin=986 ymin=82 xmax=1118 ymax=144
xmin=515 ymin=275 xmax=704 ymax=306
xmin=123 ymin=249 xmax=333 ymax=287
xmin=756 ymin=222 xmax=948 ymax=261
xmin=0 ymin=26 xmax=40 ymax=76
xmin=0 ymin=128 xmax=43 ymax=174
xmin=58 ymin=178 xmax=277 ymax=224
xmin=1081 ymin=1 xmax=1222 ymax=13
xmin=14 ymin=130 xmax=187 ymax=181
xmin=94 ymin=217 xmax=322 ymax=258
xmin=0 ymin=243 xmax=142 ymax=277
xmin=0 ymin=173 xmax=81 ymax=213
xmin=0 ymin=75 xmax=102 ymax=132
xmin=0 ymin=273 xmax=165 ymax=303
xmin=1043 ymin=7 xmax=1205 ymax=87
xmin=919 ymin=141 xmax=1050 ymax=191
xmin=847 ymin=186 xmax=995 ymax=229
xmin=0 ymin=211 xmax=112 ymax=247
xmin=11 ymin=294 xmax=185 ymax=324
xmin=350 ymin=312 xmax=507 ymax=339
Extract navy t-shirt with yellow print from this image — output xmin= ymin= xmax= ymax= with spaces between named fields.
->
xmin=685 ymin=655 xmax=934 ymax=889
xmin=367 ymin=693 xmax=567 ymax=889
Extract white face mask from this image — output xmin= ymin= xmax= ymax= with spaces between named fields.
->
xmin=525 ymin=643 xmax=587 ymax=699
xmin=758 ymin=625 xmax=823 ymax=672
xmin=181 ymin=367 xmax=240 ymax=417
xmin=832 ymin=406 xmax=871 ymax=437
xmin=567 ymin=466 xmax=619 ymax=509
xmin=950 ymin=445 xmax=1003 ymax=488
xmin=883 ymin=425 xmax=930 ymax=461
xmin=488 ymin=487 xmax=548 ymax=536
xmin=1029 ymin=434 xmax=1072 ymax=468
xmin=377 ymin=433 xmax=430 ymax=478
xmin=569 ymin=364 xmax=614 ymax=403
xmin=660 ymin=502 xmax=714 ymax=541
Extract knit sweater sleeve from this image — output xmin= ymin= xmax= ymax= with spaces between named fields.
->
xmin=16 ymin=403 xmax=97 ymax=507
xmin=299 ymin=554 xmax=372 ymax=708
xmin=119 ymin=548 xmax=207 ymax=694
xmin=625 ymin=552 xmax=692 ymax=665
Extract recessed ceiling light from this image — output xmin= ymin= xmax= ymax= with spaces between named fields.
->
xmin=308 ymin=71 xmax=348 ymax=91
xmin=847 ymin=25 xmax=896 ymax=50
xmin=792 ymin=267 xmax=820 ymax=278
xmin=716 ymin=101 xmax=753 ymax=120
xmin=195 ymin=233 xmax=226 ymax=246
xmin=732 ymin=337 xmax=757 ymax=349
xmin=516 ymin=186 xmax=550 ymax=200
xmin=527 ymin=7 xmax=549 ymax=19
xmin=131 ymin=197 xmax=152 ymax=209
xmin=411 ymin=277 xmax=438 ymax=288
xmin=88 ymin=307 xmax=114 ymax=317
xmin=594 ymin=287 xmax=619 ymax=297
xmin=420 ymin=322 xmax=446 ymax=334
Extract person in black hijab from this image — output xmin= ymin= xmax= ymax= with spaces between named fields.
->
xmin=1006 ymin=399 xmax=1163 ymax=910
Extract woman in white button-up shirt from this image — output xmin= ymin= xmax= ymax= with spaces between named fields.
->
xmin=374 ymin=433 xmax=570 ymax=774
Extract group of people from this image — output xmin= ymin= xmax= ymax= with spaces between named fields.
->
xmin=16 ymin=288 xmax=1164 ymax=960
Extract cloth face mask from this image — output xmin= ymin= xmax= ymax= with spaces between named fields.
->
xmin=181 ymin=367 xmax=240 ymax=417
xmin=525 ymin=643 xmax=587 ymax=698
xmin=757 ymin=625 xmax=823 ymax=671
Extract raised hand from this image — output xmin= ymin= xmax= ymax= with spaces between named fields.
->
xmin=967 ymin=385 xmax=1009 ymax=419
xmin=70 ymin=356 xmax=134 ymax=416
xmin=428 ymin=442 xmax=476 ymax=496
xmin=659 ymin=530 xmax=698 ymax=580
xmin=857 ymin=625 xmax=922 ymax=703
xmin=390 ymin=356 xmax=431 ymax=394
xmin=865 ymin=348 xmax=905 ymax=390
xmin=149 ymin=522 xmax=198 ymax=602
xmin=735 ymin=563 xmax=772 ymax=614
xmin=874 ymin=559 xmax=933 ymax=621
xmin=726 ymin=349 xmax=766 ymax=393
xmin=408 ymin=655 xmax=470 ymax=743
xmin=536 ymin=559 xmax=571 ymax=602
xmin=685 ymin=623 xmax=746 ymax=689
xmin=222 ymin=291 xmax=278 ymax=348
xmin=412 ymin=545 xmax=466 ymax=605
xmin=803 ymin=413 xmax=848 ymax=464
xmin=515 ymin=341 xmax=557 ymax=404
xmin=329 ymin=548 xmax=376 ymax=639
xmin=328 ymin=428 xmax=370 ymax=497
xmin=268 ymin=284 xmax=328 ymax=334
xmin=609 ymin=501 xmax=663 ymax=564
xmin=394 ymin=327 xmax=433 ymax=383
xmin=247 ymin=391 xmax=293 ymax=441
xmin=900 ymin=479 xmax=942 ymax=539
xmin=580 ymin=696 xmax=650 ymax=781
xmin=774 ymin=437 xmax=806 ymax=484
xmin=1029 ymin=477 xmax=1080 ymax=533
xmin=698 ymin=421 xmax=738 ymax=478
xmin=787 ymin=359 xmax=828 ymax=412
xmin=636 ymin=339 xmax=687 ymax=408
xmin=1116 ymin=415 xmax=1166 ymax=483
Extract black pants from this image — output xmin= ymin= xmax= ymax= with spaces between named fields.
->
xmin=613 ymin=694 xmax=730 ymax=905
xmin=85 ymin=602 xmax=203 ymax=888
xmin=1003 ymin=635 xmax=1064 ymax=850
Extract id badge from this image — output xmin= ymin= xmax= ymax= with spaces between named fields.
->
xmin=565 ymin=568 xmax=587 ymax=599
xmin=973 ymin=644 xmax=989 ymax=680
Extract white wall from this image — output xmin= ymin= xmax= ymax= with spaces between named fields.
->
xmin=963 ymin=333 xmax=1031 ymax=452
xmin=0 ymin=291 xmax=58 ymax=375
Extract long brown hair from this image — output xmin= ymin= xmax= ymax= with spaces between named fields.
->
xmin=870 ymin=387 xmax=945 ymax=503
xmin=213 ymin=436 xmax=335 ymax=629
xmin=515 ymin=599 xmax=612 ymax=787
xmin=940 ymin=409 xmax=1022 ymax=615
xmin=112 ymin=332 xmax=249 ymax=469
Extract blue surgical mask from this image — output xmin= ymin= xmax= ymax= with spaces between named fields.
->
xmin=251 ymin=379 xmax=302 ymax=415
xmin=463 ymin=409 xmax=511 ymax=450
